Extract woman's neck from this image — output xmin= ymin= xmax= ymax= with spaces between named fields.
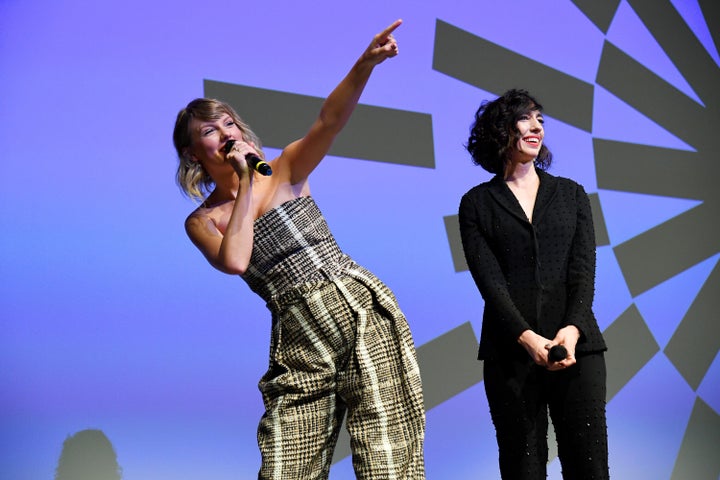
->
xmin=205 ymin=175 xmax=240 ymax=206
xmin=505 ymin=161 xmax=537 ymax=184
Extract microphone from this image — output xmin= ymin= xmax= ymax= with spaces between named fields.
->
xmin=548 ymin=345 xmax=568 ymax=363
xmin=223 ymin=140 xmax=272 ymax=176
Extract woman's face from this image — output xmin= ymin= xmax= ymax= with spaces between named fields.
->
xmin=510 ymin=109 xmax=544 ymax=164
xmin=187 ymin=113 xmax=243 ymax=166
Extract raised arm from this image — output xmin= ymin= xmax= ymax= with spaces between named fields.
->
xmin=277 ymin=19 xmax=403 ymax=184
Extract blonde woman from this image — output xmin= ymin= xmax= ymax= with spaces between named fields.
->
xmin=172 ymin=20 xmax=425 ymax=480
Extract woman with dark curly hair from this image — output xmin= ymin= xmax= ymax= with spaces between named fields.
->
xmin=458 ymin=89 xmax=609 ymax=479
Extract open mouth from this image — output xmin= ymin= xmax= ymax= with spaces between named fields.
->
xmin=523 ymin=136 xmax=541 ymax=147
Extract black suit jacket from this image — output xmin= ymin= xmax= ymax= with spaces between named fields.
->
xmin=459 ymin=169 xmax=607 ymax=360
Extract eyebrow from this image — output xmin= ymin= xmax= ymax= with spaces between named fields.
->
xmin=197 ymin=117 xmax=223 ymax=128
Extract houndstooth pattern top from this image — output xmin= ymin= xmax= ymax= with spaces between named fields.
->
xmin=241 ymin=196 xmax=356 ymax=303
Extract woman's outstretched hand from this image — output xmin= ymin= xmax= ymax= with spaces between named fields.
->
xmin=362 ymin=19 xmax=402 ymax=66
xmin=278 ymin=19 xmax=403 ymax=184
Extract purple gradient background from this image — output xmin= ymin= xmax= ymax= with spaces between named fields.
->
xmin=1 ymin=0 xmax=717 ymax=478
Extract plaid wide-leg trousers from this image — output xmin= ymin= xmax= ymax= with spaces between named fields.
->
xmin=257 ymin=266 xmax=426 ymax=479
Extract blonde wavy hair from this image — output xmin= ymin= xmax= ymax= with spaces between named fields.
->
xmin=173 ymin=98 xmax=264 ymax=201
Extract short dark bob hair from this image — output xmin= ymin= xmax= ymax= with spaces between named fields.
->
xmin=466 ymin=89 xmax=552 ymax=176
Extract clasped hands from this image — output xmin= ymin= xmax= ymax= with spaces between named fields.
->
xmin=518 ymin=325 xmax=580 ymax=371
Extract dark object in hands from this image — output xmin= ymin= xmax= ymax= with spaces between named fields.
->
xmin=223 ymin=140 xmax=272 ymax=176
xmin=548 ymin=345 xmax=568 ymax=362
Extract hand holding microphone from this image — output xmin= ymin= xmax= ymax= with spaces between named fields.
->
xmin=548 ymin=345 xmax=568 ymax=363
xmin=223 ymin=140 xmax=272 ymax=176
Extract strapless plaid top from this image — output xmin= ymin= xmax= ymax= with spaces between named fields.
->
xmin=241 ymin=196 xmax=356 ymax=302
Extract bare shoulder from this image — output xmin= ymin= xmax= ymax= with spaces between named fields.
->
xmin=184 ymin=208 xmax=221 ymax=241
xmin=184 ymin=208 xmax=205 ymax=229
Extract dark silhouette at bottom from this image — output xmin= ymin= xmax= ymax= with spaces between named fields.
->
xmin=55 ymin=429 xmax=122 ymax=480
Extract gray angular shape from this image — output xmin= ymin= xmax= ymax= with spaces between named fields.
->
xmin=588 ymin=192 xmax=610 ymax=247
xmin=204 ymin=79 xmax=435 ymax=168
xmin=571 ymin=0 xmax=621 ymax=33
xmin=698 ymin=0 xmax=720 ymax=56
xmin=602 ymin=304 xmax=660 ymax=401
xmin=443 ymin=214 xmax=468 ymax=273
xmin=594 ymin=139 xmax=710 ymax=200
xmin=664 ymin=263 xmax=720 ymax=390
xmin=613 ymin=202 xmax=717 ymax=296
xmin=416 ymin=321 xmax=482 ymax=410
xmin=627 ymin=0 xmax=720 ymax=108
xmin=432 ymin=19 xmax=594 ymax=132
xmin=596 ymin=41 xmax=710 ymax=149
xmin=670 ymin=397 xmax=720 ymax=480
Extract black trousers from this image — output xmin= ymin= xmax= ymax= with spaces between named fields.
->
xmin=484 ymin=352 xmax=609 ymax=480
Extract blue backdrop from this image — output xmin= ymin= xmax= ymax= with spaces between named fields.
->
xmin=1 ymin=0 xmax=718 ymax=478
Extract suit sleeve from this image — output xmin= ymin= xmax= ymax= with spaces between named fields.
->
xmin=561 ymin=184 xmax=597 ymax=339
xmin=459 ymin=192 xmax=532 ymax=341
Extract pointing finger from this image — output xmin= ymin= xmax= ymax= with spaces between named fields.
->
xmin=378 ymin=19 xmax=402 ymax=40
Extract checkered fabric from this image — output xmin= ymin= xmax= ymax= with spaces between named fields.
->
xmin=243 ymin=196 xmax=350 ymax=302
xmin=244 ymin=197 xmax=426 ymax=479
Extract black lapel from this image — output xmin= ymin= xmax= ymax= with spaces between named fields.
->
xmin=487 ymin=175 xmax=528 ymax=223
xmin=486 ymin=169 xmax=560 ymax=224
xmin=532 ymin=169 xmax=559 ymax=225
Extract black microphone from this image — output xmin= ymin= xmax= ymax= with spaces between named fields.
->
xmin=223 ymin=140 xmax=272 ymax=176
xmin=548 ymin=345 xmax=568 ymax=363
